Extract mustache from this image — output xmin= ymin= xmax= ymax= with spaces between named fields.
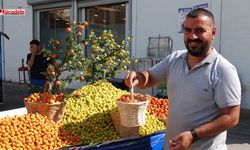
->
xmin=187 ymin=39 xmax=203 ymax=43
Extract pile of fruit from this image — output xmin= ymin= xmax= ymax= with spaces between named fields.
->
xmin=24 ymin=92 xmax=64 ymax=103
xmin=62 ymin=80 xmax=166 ymax=144
xmin=0 ymin=113 xmax=80 ymax=150
xmin=1 ymin=80 xmax=168 ymax=149
xmin=144 ymin=94 xmax=168 ymax=120
xmin=62 ymin=81 xmax=127 ymax=144
xmin=117 ymin=93 xmax=168 ymax=120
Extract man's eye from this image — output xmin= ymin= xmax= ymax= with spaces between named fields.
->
xmin=197 ymin=28 xmax=205 ymax=33
xmin=184 ymin=28 xmax=191 ymax=32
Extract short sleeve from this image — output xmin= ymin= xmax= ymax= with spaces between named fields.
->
xmin=214 ymin=65 xmax=241 ymax=108
xmin=149 ymin=56 xmax=170 ymax=83
xmin=26 ymin=53 xmax=31 ymax=64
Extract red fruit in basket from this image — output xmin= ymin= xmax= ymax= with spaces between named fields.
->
xmin=74 ymin=92 xmax=81 ymax=97
xmin=49 ymin=99 xmax=56 ymax=104
xmin=117 ymin=94 xmax=147 ymax=103
xmin=60 ymin=93 xmax=64 ymax=97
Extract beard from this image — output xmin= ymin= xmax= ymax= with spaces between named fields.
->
xmin=185 ymin=39 xmax=210 ymax=57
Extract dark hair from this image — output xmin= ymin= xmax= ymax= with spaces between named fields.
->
xmin=186 ymin=8 xmax=215 ymax=24
xmin=29 ymin=40 xmax=40 ymax=46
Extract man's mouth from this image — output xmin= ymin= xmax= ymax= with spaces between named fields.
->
xmin=188 ymin=40 xmax=202 ymax=47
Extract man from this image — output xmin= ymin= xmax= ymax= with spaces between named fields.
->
xmin=27 ymin=40 xmax=50 ymax=93
xmin=124 ymin=8 xmax=241 ymax=150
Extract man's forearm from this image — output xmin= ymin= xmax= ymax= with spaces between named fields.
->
xmin=136 ymin=70 xmax=158 ymax=89
xmin=135 ymin=71 xmax=148 ymax=89
xmin=195 ymin=105 xmax=240 ymax=139
xmin=27 ymin=54 xmax=35 ymax=68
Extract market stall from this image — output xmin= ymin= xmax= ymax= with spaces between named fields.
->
xmin=0 ymin=19 xmax=168 ymax=150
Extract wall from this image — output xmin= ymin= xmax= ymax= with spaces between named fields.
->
xmin=0 ymin=0 xmax=2 ymax=31
xmin=220 ymin=0 xmax=250 ymax=109
xmin=3 ymin=0 xmax=32 ymax=82
xmin=2 ymin=0 xmax=250 ymax=109
xmin=131 ymin=0 xmax=221 ymax=58
xmin=131 ymin=0 xmax=250 ymax=109
xmin=130 ymin=0 xmax=222 ymax=96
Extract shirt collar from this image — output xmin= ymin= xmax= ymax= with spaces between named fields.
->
xmin=180 ymin=48 xmax=218 ymax=65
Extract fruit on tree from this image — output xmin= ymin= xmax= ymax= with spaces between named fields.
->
xmin=82 ymin=21 xmax=88 ymax=26
xmin=55 ymin=80 xmax=61 ymax=86
xmin=79 ymin=76 xmax=85 ymax=81
xmin=51 ymin=71 xmax=56 ymax=78
xmin=78 ymin=25 xmax=84 ymax=30
xmin=66 ymin=27 xmax=72 ymax=33
xmin=51 ymin=54 xmax=57 ymax=59
xmin=55 ymin=40 xmax=60 ymax=46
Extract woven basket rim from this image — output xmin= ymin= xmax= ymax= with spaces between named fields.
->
xmin=24 ymin=100 xmax=66 ymax=105
xmin=116 ymin=100 xmax=148 ymax=105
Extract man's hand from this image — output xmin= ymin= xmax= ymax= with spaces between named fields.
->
xmin=30 ymin=48 xmax=38 ymax=55
xmin=170 ymin=131 xmax=193 ymax=150
xmin=124 ymin=71 xmax=139 ymax=88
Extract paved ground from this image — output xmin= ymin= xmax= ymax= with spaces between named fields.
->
xmin=0 ymin=81 xmax=28 ymax=111
xmin=0 ymin=81 xmax=249 ymax=149
xmin=227 ymin=109 xmax=250 ymax=149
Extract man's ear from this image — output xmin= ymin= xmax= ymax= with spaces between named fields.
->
xmin=212 ymin=27 xmax=216 ymax=40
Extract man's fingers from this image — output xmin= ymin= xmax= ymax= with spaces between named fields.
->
xmin=169 ymin=135 xmax=182 ymax=149
xmin=124 ymin=71 xmax=137 ymax=88
xmin=124 ymin=71 xmax=133 ymax=88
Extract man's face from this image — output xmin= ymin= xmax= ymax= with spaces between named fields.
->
xmin=183 ymin=15 xmax=216 ymax=57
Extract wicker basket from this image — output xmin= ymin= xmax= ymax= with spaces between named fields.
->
xmin=116 ymin=99 xmax=149 ymax=127
xmin=24 ymin=100 xmax=66 ymax=123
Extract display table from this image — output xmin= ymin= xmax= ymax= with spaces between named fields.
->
xmin=0 ymin=107 xmax=166 ymax=150
xmin=61 ymin=130 xmax=165 ymax=150
xmin=0 ymin=107 xmax=27 ymax=119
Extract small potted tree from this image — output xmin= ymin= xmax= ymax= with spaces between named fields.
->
xmin=80 ymin=30 xmax=132 ymax=83
xmin=24 ymin=18 xmax=133 ymax=122
xmin=24 ymin=20 xmax=89 ymax=122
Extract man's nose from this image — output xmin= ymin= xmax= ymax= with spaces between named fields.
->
xmin=189 ymin=32 xmax=198 ymax=39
